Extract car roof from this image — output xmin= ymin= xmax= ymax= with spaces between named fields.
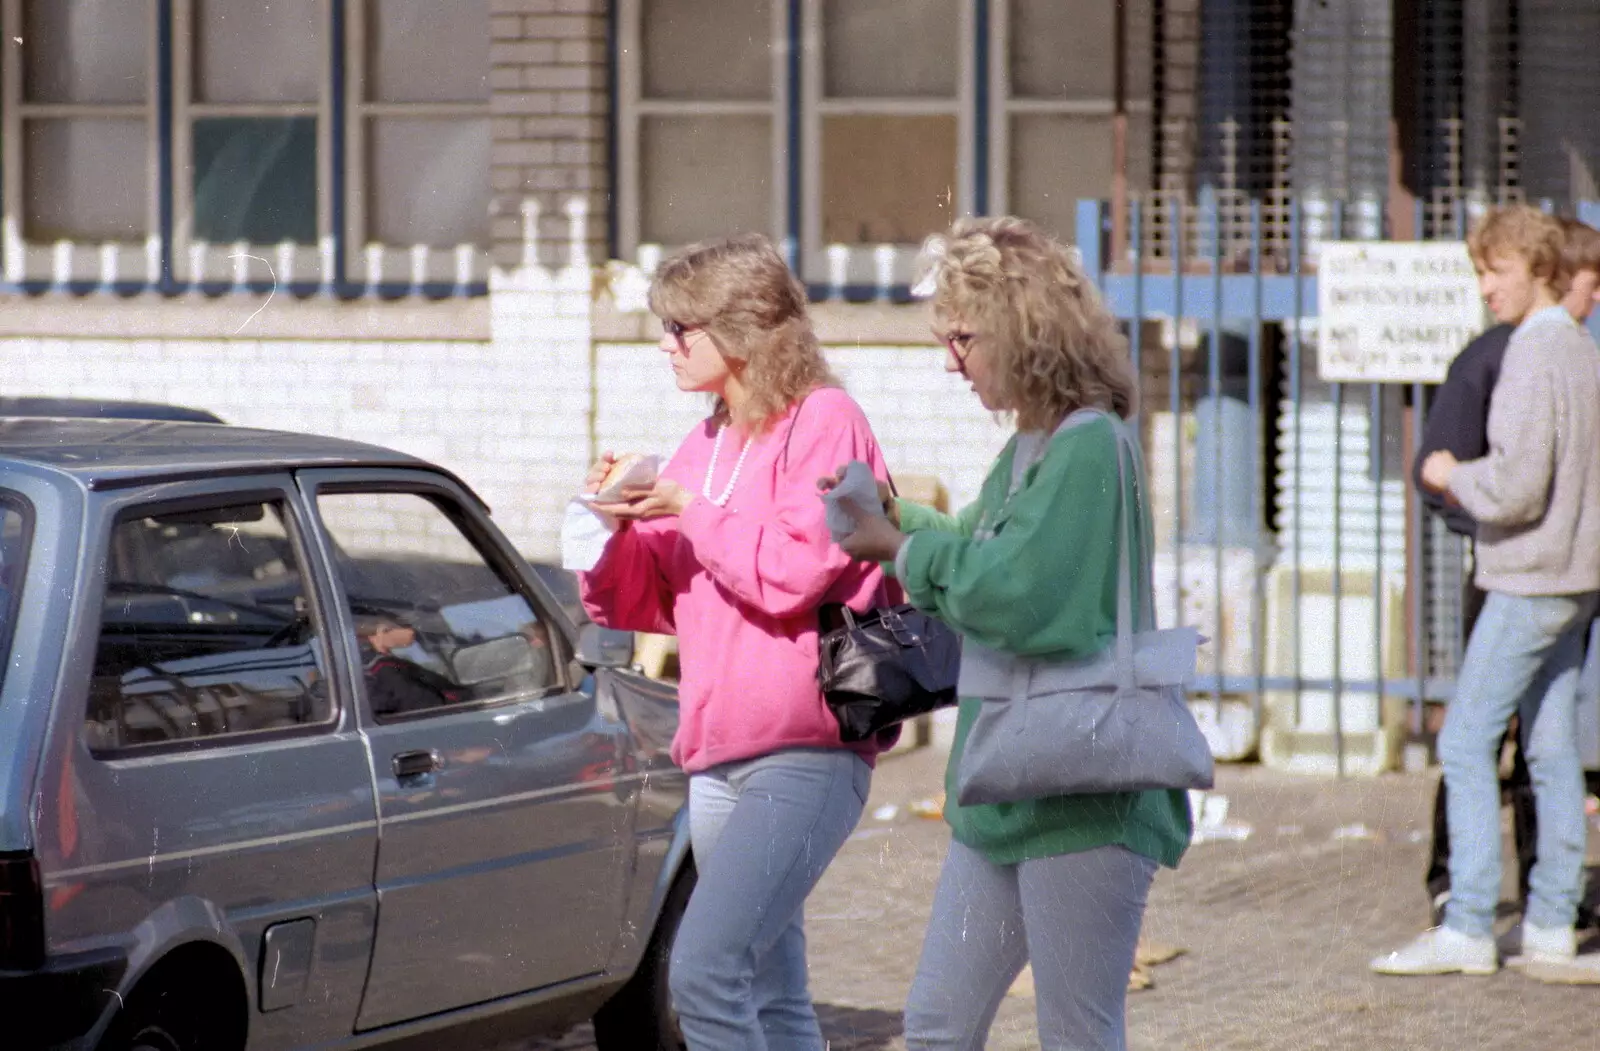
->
xmin=0 ymin=396 xmax=226 ymax=424
xmin=0 ymin=418 xmax=483 ymax=504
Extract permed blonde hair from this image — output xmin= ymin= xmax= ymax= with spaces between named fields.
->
xmin=1467 ymin=205 xmax=1568 ymax=294
xmin=921 ymin=216 xmax=1136 ymax=431
xmin=648 ymin=233 xmax=838 ymax=432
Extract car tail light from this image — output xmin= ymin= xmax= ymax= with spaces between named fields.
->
xmin=0 ymin=851 xmax=44 ymax=970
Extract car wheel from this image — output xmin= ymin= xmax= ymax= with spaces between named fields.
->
xmin=102 ymin=1014 xmax=188 ymax=1051
xmin=593 ymin=862 xmax=696 ymax=1051
xmin=123 ymin=1025 xmax=183 ymax=1051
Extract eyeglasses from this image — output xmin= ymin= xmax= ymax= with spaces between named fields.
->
xmin=941 ymin=331 xmax=976 ymax=376
xmin=664 ymin=319 xmax=698 ymax=351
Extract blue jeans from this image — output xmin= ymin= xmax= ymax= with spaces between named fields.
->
xmin=1440 ymin=590 xmax=1600 ymax=937
xmin=669 ymin=748 xmax=870 ymax=1051
xmin=904 ymin=841 xmax=1156 ymax=1051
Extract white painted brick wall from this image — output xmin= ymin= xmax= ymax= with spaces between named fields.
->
xmin=2 ymin=328 xmax=577 ymax=560
xmin=593 ymin=343 xmax=1012 ymax=514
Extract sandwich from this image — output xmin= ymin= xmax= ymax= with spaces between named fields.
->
xmin=601 ymin=453 xmax=646 ymax=492
xmin=589 ymin=453 xmax=660 ymax=502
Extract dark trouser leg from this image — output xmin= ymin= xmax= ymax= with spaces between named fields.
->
xmin=1508 ymin=731 xmax=1538 ymax=907
xmin=1426 ymin=571 xmax=1489 ymax=913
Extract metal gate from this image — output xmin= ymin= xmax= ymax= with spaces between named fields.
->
xmin=1076 ymin=195 xmax=1600 ymax=775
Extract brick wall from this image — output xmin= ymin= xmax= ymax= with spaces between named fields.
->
xmin=490 ymin=0 xmax=610 ymax=269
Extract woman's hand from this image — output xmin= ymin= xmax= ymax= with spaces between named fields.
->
xmin=584 ymin=452 xmax=618 ymax=494
xmin=837 ymin=505 xmax=908 ymax=564
xmin=593 ymin=478 xmax=693 ymax=520
xmin=817 ymin=465 xmax=898 ymax=527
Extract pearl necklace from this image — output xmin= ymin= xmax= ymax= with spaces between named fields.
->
xmin=702 ymin=424 xmax=754 ymax=507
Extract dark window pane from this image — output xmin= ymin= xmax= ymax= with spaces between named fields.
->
xmin=640 ymin=115 xmax=772 ymax=245
xmin=1009 ymin=0 xmax=1115 ymax=99
xmin=642 ymin=0 xmax=771 ymax=101
xmin=1009 ymin=114 xmax=1115 ymax=241
xmin=25 ymin=118 xmax=148 ymax=240
xmin=823 ymin=0 xmax=957 ymax=98
xmin=821 ymin=115 xmax=956 ymax=244
xmin=192 ymin=117 xmax=317 ymax=244
xmin=0 ymin=495 xmax=30 ymax=698
xmin=368 ymin=0 xmax=489 ymax=103
xmin=369 ymin=118 xmax=490 ymax=245
xmin=318 ymin=492 xmax=559 ymax=720
xmin=86 ymin=501 xmax=331 ymax=752
xmin=23 ymin=0 xmax=149 ymax=103
xmin=195 ymin=0 xmax=322 ymax=103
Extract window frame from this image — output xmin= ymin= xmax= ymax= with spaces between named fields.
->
xmin=84 ymin=485 xmax=342 ymax=759
xmin=0 ymin=0 xmax=162 ymax=285
xmin=799 ymin=0 xmax=976 ymax=288
xmin=308 ymin=477 xmax=573 ymax=726
xmin=614 ymin=0 xmax=791 ymax=268
xmin=615 ymin=0 xmax=1144 ymax=293
xmin=343 ymin=0 xmax=492 ymax=286
xmin=0 ymin=489 xmax=34 ymax=699
xmin=171 ymin=0 xmax=335 ymax=286
xmin=985 ymin=0 xmax=1151 ymax=239
xmin=0 ymin=0 xmax=491 ymax=295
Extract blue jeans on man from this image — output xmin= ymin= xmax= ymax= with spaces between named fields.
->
xmin=1440 ymin=590 xmax=1600 ymax=939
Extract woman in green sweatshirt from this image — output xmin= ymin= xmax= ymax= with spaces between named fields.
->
xmin=834 ymin=216 xmax=1191 ymax=1050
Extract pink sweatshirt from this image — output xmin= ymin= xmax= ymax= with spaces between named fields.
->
xmin=579 ymin=387 xmax=899 ymax=773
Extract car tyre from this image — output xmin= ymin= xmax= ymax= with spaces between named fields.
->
xmin=593 ymin=862 xmax=696 ymax=1051
xmin=101 ymin=1008 xmax=191 ymax=1051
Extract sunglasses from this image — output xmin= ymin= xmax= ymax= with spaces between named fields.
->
xmin=941 ymin=331 xmax=976 ymax=376
xmin=664 ymin=319 xmax=699 ymax=350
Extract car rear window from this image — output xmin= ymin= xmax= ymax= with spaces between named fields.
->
xmin=0 ymin=492 xmax=31 ymax=696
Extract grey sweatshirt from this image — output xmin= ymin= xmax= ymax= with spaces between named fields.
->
xmin=1449 ymin=306 xmax=1600 ymax=596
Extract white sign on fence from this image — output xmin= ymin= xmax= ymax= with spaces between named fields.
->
xmin=1317 ymin=241 xmax=1485 ymax=383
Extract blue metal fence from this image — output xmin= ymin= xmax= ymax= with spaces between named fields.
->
xmin=1076 ymin=195 xmax=1600 ymax=774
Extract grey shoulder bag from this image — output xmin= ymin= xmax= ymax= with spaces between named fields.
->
xmin=953 ymin=411 xmax=1215 ymax=804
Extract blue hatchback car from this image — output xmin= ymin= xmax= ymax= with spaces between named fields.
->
xmin=0 ymin=416 xmax=691 ymax=1051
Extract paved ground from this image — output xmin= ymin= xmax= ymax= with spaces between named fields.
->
xmin=532 ymin=746 xmax=1600 ymax=1050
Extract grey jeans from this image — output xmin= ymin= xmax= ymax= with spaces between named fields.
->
xmin=904 ymin=840 xmax=1157 ymax=1051
xmin=669 ymin=748 xmax=871 ymax=1051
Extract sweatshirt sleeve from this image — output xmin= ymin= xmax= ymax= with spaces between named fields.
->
xmin=899 ymin=419 xmax=1125 ymax=658
xmin=895 ymin=496 xmax=983 ymax=538
xmin=577 ymin=521 xmax=678 ymax=635
xmin=1449 ymin=337 xmax=1557 ymax=528
xmin=677 ymin=390 xmax=886 ymax=619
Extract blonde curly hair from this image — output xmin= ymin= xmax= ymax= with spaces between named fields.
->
xmin=648 ymin=233 xmax=838 ymax=432
xmin=920 ymin=216 xmax=1136 ymax=431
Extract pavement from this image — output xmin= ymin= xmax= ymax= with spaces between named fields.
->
xmin=530 ymin=745 xmax=1600 ymax=1050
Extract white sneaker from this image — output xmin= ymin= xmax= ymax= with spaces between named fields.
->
xmin=1369 ymin=927 xmax=1497 ymax=976
xmin=1506 ymin=922 xmax=1575 ymax=968
xmin=1514 ymin=923 xmax=1600 ymax=984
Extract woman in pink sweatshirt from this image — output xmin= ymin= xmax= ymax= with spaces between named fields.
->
xmin=579 ymin=233 xmax=896 ymax=1051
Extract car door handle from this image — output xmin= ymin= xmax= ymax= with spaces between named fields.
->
xmin=392 ymin=749 xmax=440 ymax=780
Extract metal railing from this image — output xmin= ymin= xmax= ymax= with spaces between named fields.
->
xmin=1077 ymin=193 xmax=1600 ymax=774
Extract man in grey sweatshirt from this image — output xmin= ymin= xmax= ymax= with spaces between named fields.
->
xmin=1373 ymin=205 xmax=1600 ymax=982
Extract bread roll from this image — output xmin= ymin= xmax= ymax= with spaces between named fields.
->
xmin=602 ymin=453 xmax=645 ymax=491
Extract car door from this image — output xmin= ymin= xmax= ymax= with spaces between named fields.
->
xmin=34 ymin=476 xmax=380 ymax=1048
xmin=297 ymin=468 xmax=637 ymax=1030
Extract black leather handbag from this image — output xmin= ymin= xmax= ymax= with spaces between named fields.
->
xmin=817 ymin=603 xmax=962 ymax=742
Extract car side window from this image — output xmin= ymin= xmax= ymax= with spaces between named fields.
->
xmin=316 ymin=490 xmax=560 ymax=720
xmin=86 ymin=498 xmax=332 ymax=753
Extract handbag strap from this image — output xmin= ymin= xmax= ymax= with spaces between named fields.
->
xmin=1051 ymin=409 xmax=1148 ymax=688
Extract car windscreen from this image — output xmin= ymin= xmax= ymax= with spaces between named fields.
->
xmin=0 ymin=492 xmax=32 ymax=697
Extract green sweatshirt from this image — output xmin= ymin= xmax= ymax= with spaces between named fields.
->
xmin=895 ymin=414 xmax=1192 ymax=868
